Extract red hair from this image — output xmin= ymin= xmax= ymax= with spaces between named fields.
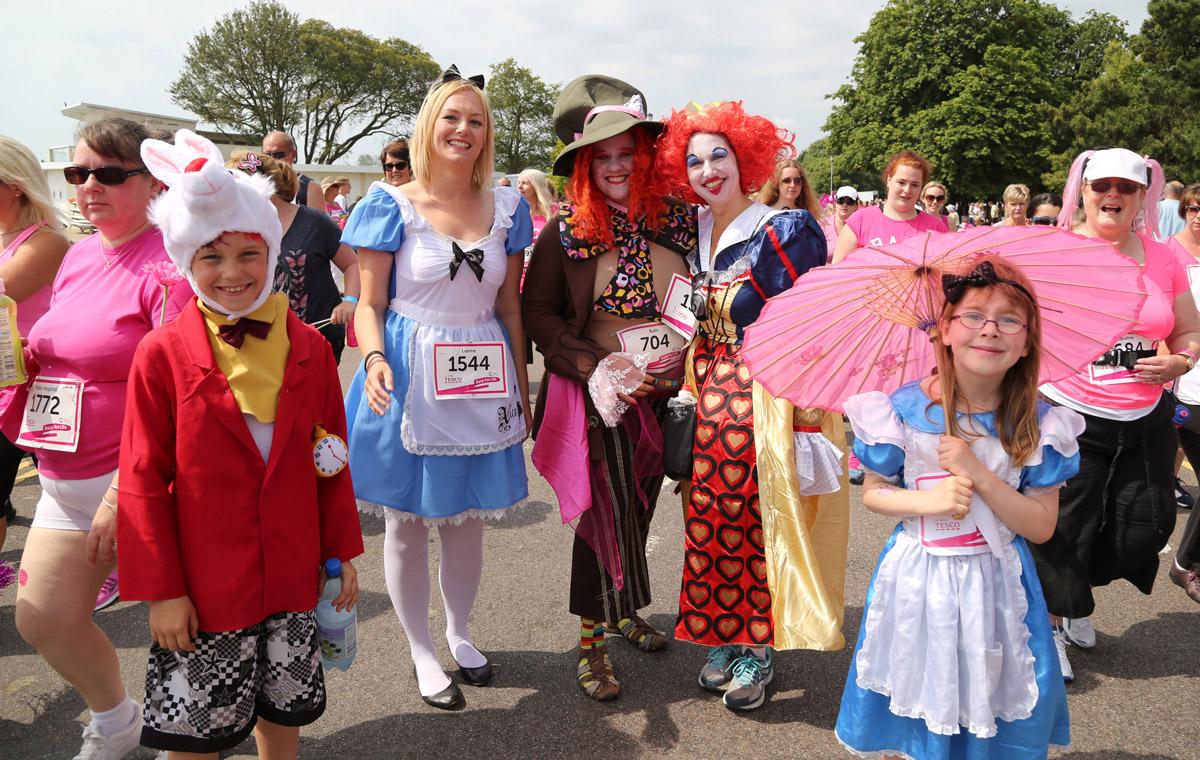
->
xmin=565 ymin=127 xmax=663 ymax=246
xmin=882 ymin=150 xmax=932 ymax=186
xmin=655 ymin=101 xmax=795 ymax=205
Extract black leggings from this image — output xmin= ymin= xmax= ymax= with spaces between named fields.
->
xmin=0 ymin=433 xmax=27 ymax=522
xmin=1174 ymin=402 xmax=1200 ymax=569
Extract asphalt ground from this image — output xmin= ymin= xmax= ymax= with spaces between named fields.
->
xmin=1 ymin=348 xmax=1197 ymax=759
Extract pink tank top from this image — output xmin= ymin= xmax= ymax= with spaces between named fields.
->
xmin=0 ymin=221 xmax=54 ymax=336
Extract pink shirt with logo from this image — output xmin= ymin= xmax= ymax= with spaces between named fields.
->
xmin=21 ymin=228 xmax=193 ymax=479
xmin=1043 ymin=234 xmax=1190 ymax=415
xmin=846 ymin=205 xmax=947 ymax=247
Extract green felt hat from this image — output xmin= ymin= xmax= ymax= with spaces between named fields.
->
xmin=552 ymin=75 xmax=662 ymax=177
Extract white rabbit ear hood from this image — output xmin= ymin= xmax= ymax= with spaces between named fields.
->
xmin=141 ymin=129 xmax=282 ymax=319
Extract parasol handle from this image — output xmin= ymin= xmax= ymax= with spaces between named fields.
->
xmin=928 ymin=326 xmax=958 ymax=440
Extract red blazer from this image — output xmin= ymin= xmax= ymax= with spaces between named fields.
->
xmin=117 ymin=299 xmax=364 ymax=632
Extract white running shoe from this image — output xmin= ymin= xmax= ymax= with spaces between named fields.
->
xmin=1052 ymin=627 xmax=1075 ymax=683
xmin=73 ymin=710 xmax=142 ymax=760
xmin=1062 ymin=616 xmax=1096 ymax=649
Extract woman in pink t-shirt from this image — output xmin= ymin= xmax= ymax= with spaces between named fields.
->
xmin=0 ymin=136 xmax=70 ymax=588
xmin=1032 ymin=148 xmax=1200 ymax=682
xmin=831 ymin=150 xmax=946 ymax=263
xmin=13 ymin=118 xmax=193 ymax=760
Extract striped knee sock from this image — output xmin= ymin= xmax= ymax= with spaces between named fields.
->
xmin=579 ymin=617 xmax=605 ymax=650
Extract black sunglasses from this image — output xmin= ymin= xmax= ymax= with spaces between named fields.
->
xmin=64 ymin=165 xmax=150 ymax=186
xmin=835 ymin=197 xmax=856 ymax=205
xmin=1086 ymin=179 xmax=1141 ymax=195
xmin=1031 ymin=215 xmax=1056 ymax=226
xmin=382 ymin=160 xmax=409 ymax=172
xmin=924 ymin=194 xmax=946 ymax=202
xmin=780 ymin=177 xmax=804 ymax=185
xmin=1184 ymin=205 xmax=1200 ymax=215
xmin=265 ymin=150 xmax=289 ymax=160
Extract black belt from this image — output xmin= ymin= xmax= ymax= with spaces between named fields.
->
xmin=1092 ymin=348 xmax=1156 ymax=369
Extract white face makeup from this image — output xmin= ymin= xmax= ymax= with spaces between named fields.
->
xmin=589 ymin=131 xmax=636 ymax=205
xmin=686 ymin=133 xmax=741 ymax=208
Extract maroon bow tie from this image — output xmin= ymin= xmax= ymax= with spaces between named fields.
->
xmin=218 ymin=317 xmax=271 ymax=348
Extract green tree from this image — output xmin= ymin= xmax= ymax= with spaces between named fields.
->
xmin=487 ymin=59 xmax=559 ymax=174
xmin=169 ymin=1 xmax=306 ymax=136
xmin=170 ymin=0 xmax=438 ymax=163
xmin=1050 ymin=0 xmax=1200 ymax=185
xmin=823 ymin=0 xmax=1127 ymax=199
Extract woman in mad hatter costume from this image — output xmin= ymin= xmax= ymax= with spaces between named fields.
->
xmin=524 ymin=75 xmax=696 ymax=701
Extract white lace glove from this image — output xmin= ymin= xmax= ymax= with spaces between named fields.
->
xmin=587 ymin=352 xmax=648 ymax=427
xmin=794 ymin=431 xmax=843 ymax=495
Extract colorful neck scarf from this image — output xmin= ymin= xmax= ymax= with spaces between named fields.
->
xmin=560 ymin=199 xmax=698 ymax=320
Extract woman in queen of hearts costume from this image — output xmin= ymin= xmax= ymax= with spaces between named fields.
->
xmin=655 ymin=101 xmax=849 ymax=712
xmin=340 ymin=65 xmax=533 ymax=710
xmin=523 ymin=75 xmax=697 ymax=701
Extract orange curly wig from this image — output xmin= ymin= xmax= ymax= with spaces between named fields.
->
xmin=655 ymin=101 xmax=795 ymax=205
xmin=565 ymin=126 xmax=664 ymax=246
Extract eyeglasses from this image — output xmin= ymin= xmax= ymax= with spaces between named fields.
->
xmin=382 ymin=161 xmax=409 ymax=172
xmin=265 ymin=151 xmax=289 ymax=160
xmin=1031 ymin=215 xmax=1056 ymax=226
xmin=780 ymin=177 xmax=803 ymax=185
xmin=63 ymin=165 xmax=150 ymax=186
xmin=924 ymin=194 xmax=946 ymax=202
xmin=950 ymin=311 xmax=1026 ymax=335
xmin=1185 ymin=205 xmax=1200 ymax=215
xmin=835 ymin=197 xmax=856 ymax=205
xmin=1086 ymin=179 xmax=1141 ymax=195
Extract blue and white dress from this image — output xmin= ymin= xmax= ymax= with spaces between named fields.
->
xmin=341 ymin=183 xmax=533 ymax=524
xmin=836 ymin=381 xmax=1083 ymax=759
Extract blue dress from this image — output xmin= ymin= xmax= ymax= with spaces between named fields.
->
xmin=836 ymin=382 xmax=1081 ymax=758
xmin=341 ymin=183 xmax=532 ymax=524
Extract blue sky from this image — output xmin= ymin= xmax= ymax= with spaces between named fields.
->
xmin=2 ymin=1 xmax=1148 ymax=163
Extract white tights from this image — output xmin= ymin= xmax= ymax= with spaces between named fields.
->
xmin=383 ymin=516 xmax=487 ymax=696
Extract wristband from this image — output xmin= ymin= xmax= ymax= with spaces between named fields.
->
xmin=102 ymin=495 xmax=117 ymax=513
xmin=342 ymin=295 xmax=359 ymax=304
xmin=364 ymin=350 xmax=385 ymax=365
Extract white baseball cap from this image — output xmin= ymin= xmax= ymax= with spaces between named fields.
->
xmin=1083 ymin=148 xmax=1148 ymax=186
xmin=835 ymin=185 xmax=858 ymax=201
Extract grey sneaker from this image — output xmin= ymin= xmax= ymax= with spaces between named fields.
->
xmin=722 ymin=648 xmax=775 ymax=711
xmin=698 ymin=644 xmax=740 ymax=693
xmin=1062 ymin=616 xmax=1096 ymax=649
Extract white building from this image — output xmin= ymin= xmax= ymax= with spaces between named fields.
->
xmin=48 ymin=103 xmax=387 ymax=230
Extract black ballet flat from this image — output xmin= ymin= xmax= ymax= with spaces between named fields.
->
xmin=455 ymin=656 xmax=493 ymax=686
xmin=414 ymin=669 xmax=465 ymax=710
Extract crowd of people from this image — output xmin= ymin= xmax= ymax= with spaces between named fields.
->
xmin=0 ymin=63 xmax=1196 ymax=760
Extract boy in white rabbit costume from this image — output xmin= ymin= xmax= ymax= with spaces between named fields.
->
xmin=116 ymin=130 xmax=363 ymax=758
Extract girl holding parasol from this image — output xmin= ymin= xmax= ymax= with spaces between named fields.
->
xmin=835 ymin=256 xmax=1079 ymax=758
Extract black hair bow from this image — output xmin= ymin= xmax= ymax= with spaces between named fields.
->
xmin=437 ymin=64 xmax=485 ymax=91
xmin=449 ymin=242 xmax=485 ymax=282
xmin=941 ymin=261 xmax=1035 ymax=304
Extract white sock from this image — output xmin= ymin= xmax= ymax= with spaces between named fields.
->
xmin=90 ymin=695 xmax=138 ymax=737
xmin=438 ymin=518 xmax=487 ymax=669
xmin=383 ymin=518 xmax=451 ymax=697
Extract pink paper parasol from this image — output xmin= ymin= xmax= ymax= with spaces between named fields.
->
xmin=741 ymin=225 xmax=1148 ymax=412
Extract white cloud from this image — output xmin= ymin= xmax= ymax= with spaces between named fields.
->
xmin=1 ymin=0 xmax=1147 ymax=161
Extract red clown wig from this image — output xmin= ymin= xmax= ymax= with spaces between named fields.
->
xmin=565 ymin=126 xmax=664 ymax=246
xmin=655 ymin=101 xmax=795 ymax=205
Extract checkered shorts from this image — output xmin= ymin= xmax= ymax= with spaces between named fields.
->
xmin=141 ymin=610 xmax=326 ymax=754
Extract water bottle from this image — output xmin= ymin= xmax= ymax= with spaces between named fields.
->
xmin=1174 ymin=404 xmax=1191 ymax=429
xmin=315 ymin=558 xmax=357 ymax=671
